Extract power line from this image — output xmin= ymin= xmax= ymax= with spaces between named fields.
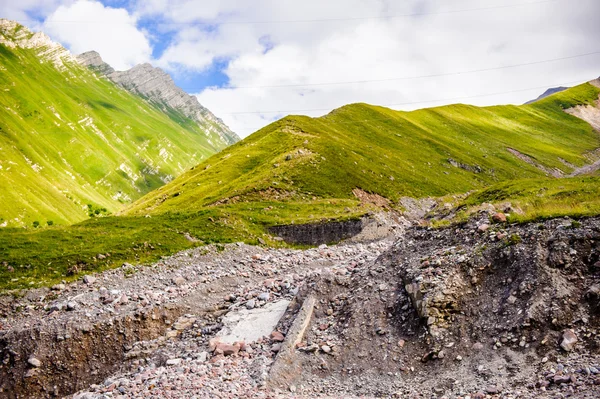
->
xmin=220 ymin=79 xmax=587 ymax=116
xmin=19 ymin=0 xmax=561 ymax=26
xmin=180 ymin=50 xmax=600 ymax=91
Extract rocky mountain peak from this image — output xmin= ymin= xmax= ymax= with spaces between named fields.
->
xmin=76 ymin=52 xmax=240 ymax=145
xmin=0 ymin=19 xmax=75 ymax=70
xmin=76 ymin=51 xmax=115 ymax=75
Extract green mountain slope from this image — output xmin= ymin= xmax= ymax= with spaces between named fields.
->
xmin=2 ymin=80 xmax=600 ymax=290
xmin=0 ymin=20 xmax=232 ymax=227
xmin=126 ymin=82 xmax=600 ymax=216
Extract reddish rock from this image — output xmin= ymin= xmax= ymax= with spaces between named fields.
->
xmin=263 ymin=279 xmax=276 ymax=288
xmin=215 ymin=342 xmax=240 ymax=356
xmin=492 ymin=212 xmax=507 ymax=223
xmin=477 ymin=224 xmax=490 ymax=233
xmin=271 ymin=331 xmax=285 ymax=342
xmin=209 ymin=338 xmax=221 ymax=352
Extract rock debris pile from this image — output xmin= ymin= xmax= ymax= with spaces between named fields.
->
xmin=2 ymin=214 xmax=600 ymax=398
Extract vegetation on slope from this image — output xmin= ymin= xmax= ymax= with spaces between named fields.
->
xmin=0 ymin=200 xmax=368 ymax=290
xmin=126 ymin=83 xmax=600 ymax=215
xmin=0 ymin=23 xmax=230 ymax=227
xmin=1 ymin=81 xmax=600 ymax=291
xmin=446 ymin=176 xmax=600 ymax=224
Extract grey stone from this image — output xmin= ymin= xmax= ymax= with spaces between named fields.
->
xmin=217 ymin=300 xmax=290 ymax=344
xmin=257 ymin=292 xmax=270 ymax=301
xmin=83 ymin=275 xmax=96 ymax=285
xmin=27 ymin=357 xmax=41 ymax=368
xmin=197 ymin=351 xmax=208 ymax=362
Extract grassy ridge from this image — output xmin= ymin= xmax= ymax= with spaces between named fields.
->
xmin=126 ymin=83 xmax=600 ymax=215
xmin=1 ymin=81 xmax=599 ymax=291
xmin=0 ymin=25 xmax=230 ymax=227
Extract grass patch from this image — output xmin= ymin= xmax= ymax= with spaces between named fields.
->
xmin=0 ymin=200 xmax=368 ymax=290
xmin=456 ymin=177 xmax=600 ymax=223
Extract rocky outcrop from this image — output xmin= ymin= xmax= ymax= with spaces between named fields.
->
xmin=268 ymin=219 xmax=365 ymax=245
xmin=75 ymin=50 xmax=114 ymax=75
xmin=0 ymin=19 xmax=75 ymax=70
xmin=268 ymin=213 xmax=406 ymax=245
xmin=76 ymin=51 xmax=240 ymax=146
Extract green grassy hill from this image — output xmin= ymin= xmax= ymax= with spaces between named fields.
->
xmin=1 ymin=76 xmax=600 ymax=290
xmin=126 ymin=82 xmax=600 ymax=215
xmin=0 ymin=20 xmax=232 ymax=227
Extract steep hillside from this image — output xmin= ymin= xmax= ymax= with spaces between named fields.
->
xmin=76 ymin=51 xmax=240 ymax=146
xmin=2 ymin=79 xmax=600 ymax=290
xmin=0 ymin=20 xmax=232 ymax=227
xmin=126 ymin=81 xmax=600 ymax=216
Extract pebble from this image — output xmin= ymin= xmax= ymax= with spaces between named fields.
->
xmin=492 ymin=212 xmax=507 ymax=223
xmin=197 ymin=351 xmax=208 ymax=362
xmin=27 ymin=357 xmax=41 ymax=368
xmin=82 ymin=275 xmax=96 ymax=285
xmin=258 ymin=292 xmax=270 ymax=301
xmin=561 ymin=329 xmax=578 ymax=351
xmin=271 ymin=331 xmax=285 ymax=342
xmin=173 ymin=276 xmax=186 ymax=286
xmin=477 ymin=224 xmax=490 ymax=233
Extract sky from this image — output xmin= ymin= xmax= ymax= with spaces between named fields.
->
xmin=1 ymin=0 xmax=600 ymax=138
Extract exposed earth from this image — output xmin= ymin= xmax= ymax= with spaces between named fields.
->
xmin=1 ymin=210 xmax=600 ymax=398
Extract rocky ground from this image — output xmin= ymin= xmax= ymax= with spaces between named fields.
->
xmin=1 ymin=212 xmax=600 ymax=398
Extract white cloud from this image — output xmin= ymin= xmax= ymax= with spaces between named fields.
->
xmin=43 ymin=0 xmax=151 ymax=70
xmin=3 ymin=0 xmax=600 ymax=139
xmin=133 ymin=0 xmax=600 ymax=137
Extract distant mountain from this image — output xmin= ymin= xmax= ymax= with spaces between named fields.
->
xmin=525 ymin=86 xmax=569 ymax=104
xmin=0 ymin=19 xmax=234 ymax=227
xmin=76 ymin=51 xmax=240 ymax=145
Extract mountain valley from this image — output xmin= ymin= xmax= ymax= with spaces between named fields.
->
xmin=1 ymin=13 xmax=600 ymax=399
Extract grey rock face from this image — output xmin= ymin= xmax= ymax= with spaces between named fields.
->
xmin=76 ymin=52 xmax=239 ymax=146
xmin=76 ymin=51 xmax=115 ymax=75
